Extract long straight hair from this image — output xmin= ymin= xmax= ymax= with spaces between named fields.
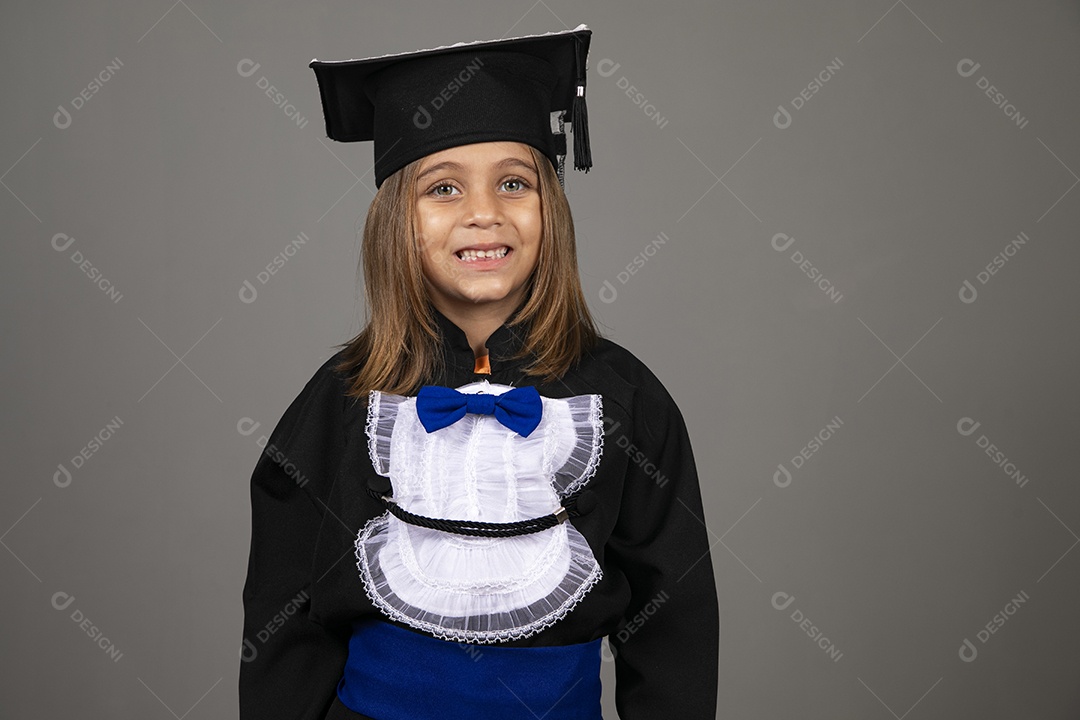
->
xmin=334 ymin=144 xmax=600 ymax=399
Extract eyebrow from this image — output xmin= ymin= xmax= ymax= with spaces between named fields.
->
xmin=416 ymin=156 xmax=538 ymax=184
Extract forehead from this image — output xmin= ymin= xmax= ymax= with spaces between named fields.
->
xmin=417 ymin=141 xmax=538 ymax=171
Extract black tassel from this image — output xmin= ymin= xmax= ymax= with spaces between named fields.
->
xmin=571 ymin=86 xmax=591 ymax=172
xmin=570 ymin=34 xmax=592 ymax=172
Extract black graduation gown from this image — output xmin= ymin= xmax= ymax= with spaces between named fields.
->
xmin=239 ymin=307 xmax=720 ymax=719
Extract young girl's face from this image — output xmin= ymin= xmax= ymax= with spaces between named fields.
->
xmin=414 ymin=141 xmax=542 ymax=316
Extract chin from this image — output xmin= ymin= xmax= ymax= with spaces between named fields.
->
xmin=461 ymin=293 xmax=512 ymax=306
xmin=454 ymin=283 xmax=515 ymax=304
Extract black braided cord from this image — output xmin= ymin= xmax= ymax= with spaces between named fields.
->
xmin=368 ymin=488 xmax=580 ymax=538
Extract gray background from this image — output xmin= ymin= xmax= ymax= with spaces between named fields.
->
xmin=3 ymin=1 xmax=1078 ymax=718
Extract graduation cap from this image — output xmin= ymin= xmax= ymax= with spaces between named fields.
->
xmin=309 ymin=24 xmax=592 ymax=188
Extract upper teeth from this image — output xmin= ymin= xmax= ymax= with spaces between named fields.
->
xmin=457 ymin=247 xmax=509 ymax=261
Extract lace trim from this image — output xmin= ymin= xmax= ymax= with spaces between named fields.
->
xmin=365 ymin=386 xmax=605 ymax=499
xmin=551 ymin=394 xmax=604 ymax=498
xmin=364 ymin=390 xmax=383 ymax=475
xmin=357 ymin=382 xmax=606 ymax=642
xmin=365 ymin=390 xmax=407 ymax=476
xmin=355 ymin=512 xmax=603 ymax=643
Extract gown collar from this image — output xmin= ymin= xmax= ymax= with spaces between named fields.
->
xmin=429 ymin=303 xmax=531 ymax=378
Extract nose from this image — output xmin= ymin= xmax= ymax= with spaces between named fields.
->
xmin=462 ymin=186 xmax=503 ymax=228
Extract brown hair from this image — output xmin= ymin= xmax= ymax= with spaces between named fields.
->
xmin=334 ymin=144 xmax=600 ymax=399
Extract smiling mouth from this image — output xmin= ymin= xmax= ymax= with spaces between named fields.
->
xmin=455 ymin=247 xmax=511 ymax=262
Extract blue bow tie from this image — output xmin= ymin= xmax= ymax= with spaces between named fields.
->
xmin=415 ymin=385 xmax=543 ymax=437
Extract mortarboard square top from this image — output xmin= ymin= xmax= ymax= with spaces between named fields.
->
xmin=309 ymin=24 xmax=592 ymax=188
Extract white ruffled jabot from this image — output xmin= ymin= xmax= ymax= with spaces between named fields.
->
xmin=356 ymin=380 xmax=605 ymax=643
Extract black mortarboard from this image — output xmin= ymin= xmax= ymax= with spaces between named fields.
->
xmin=309 ymin=24 xmax=592 ymax=188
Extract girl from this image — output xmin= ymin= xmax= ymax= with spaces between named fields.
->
xmin=240 ymin=25 xmax=719 ymax=720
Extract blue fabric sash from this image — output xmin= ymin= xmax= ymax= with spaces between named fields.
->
xmin=336 ymin=620 xmax=603 ymax=720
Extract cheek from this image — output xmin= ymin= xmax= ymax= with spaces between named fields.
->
xmin=414 ymin=207 xmax=448 ymax=256
xmin=518 ymin=201 xmax=543 ymax=247
xmin=417 ymin=239 xmax=452 ymax=278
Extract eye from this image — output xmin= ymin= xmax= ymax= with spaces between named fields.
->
xmin=429 ymin=183 xmax=460 ymax=197
xmin=500 ymin=177 xmax=531 ymax=193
